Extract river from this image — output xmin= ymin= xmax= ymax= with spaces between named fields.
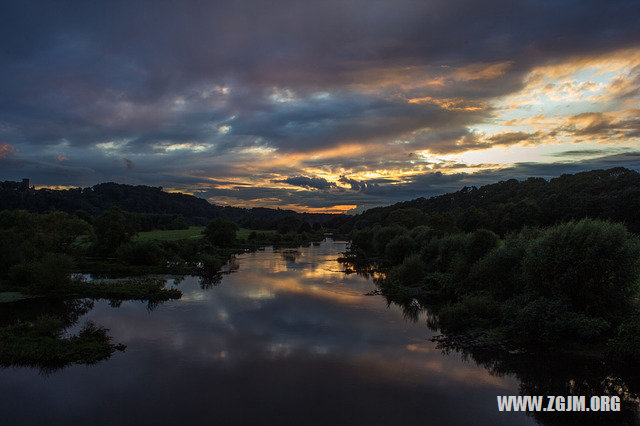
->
xmin=0 ymin=239 xmax=552 ymax=425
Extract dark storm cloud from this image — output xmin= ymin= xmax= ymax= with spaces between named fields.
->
xmin=1 ymin=0 xmax=639 ymax=208
xmin=548 ymin=149 xmax=617 ymax=157
xmin=273 ymin=176 xmax=337 ymax=190
xmin=2 ymin=0 xmax=638 ymax=145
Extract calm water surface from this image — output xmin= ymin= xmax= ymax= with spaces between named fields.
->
xmin=1 ymin=239 xmax=533 ymax=425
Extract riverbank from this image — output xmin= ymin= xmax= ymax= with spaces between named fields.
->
xmin=342 ymin=219 xmax=640 ymax=364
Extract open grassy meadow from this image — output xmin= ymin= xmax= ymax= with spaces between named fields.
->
xmin=134 ymin=226 xmax=205 ymax=242
xmin=134 ymin=227 xmax=276 ymax=242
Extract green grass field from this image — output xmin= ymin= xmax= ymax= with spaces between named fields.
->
xmin=236 ymin=228 xmax=276 ymax=239
xmin=134 ymin=226 xmax=205 ymax=242
xmin=134 ymin=227 xmax=276 ymax=242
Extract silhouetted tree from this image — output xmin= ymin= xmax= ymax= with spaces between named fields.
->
xmin=94 ymin=207 xmax=136 ymax=255
xmin=203 ymin=219 xmax=238 ymax=247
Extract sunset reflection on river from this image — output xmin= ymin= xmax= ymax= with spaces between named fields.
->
xmin=0 ymin=239 xmax=531 ymax=425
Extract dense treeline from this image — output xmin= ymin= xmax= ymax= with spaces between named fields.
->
xmin=345 ymin=219 xmax=640 ymax=359
xmin=0 ymin=181 xmax=340 ymax=229
xmin=334 ymin=167 xmax=640 ymax=235
xmin=342 ymin=167 xmax=640 ymax=361
xmin=0 ymin=207 xmax=325 ymax=293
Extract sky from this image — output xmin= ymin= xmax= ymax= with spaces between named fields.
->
xmin=1 ymin=0 xmax=639 ymax=213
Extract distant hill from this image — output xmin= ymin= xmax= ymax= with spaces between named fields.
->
xmin=0 ymin=181 xmax=342 ymax=228
xmin=337 ymin=167 xmax=640 ymax=234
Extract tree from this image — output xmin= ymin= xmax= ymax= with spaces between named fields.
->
xmin=522 ymin=219 xmax=640 ymax=322
xmin=386 ymin=208 xmax=427 ymax=229
xmin=94 ymin=207 xmax=136 ymax=255
xmin=385 ymin=234 xmax=415 ymax=265
xmin=298 ymin=221 xmax=312 ymax=234
xmin=203 ymin=219 xmax=238 ymax=247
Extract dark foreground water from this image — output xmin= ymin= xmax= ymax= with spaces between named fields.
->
xmin=0 ymin=239 xmax=569 ymax=425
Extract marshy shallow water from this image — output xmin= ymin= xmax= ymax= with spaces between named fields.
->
xmin=1 ymin=239 xmax=603 ymax=425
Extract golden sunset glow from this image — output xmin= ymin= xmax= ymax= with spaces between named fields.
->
xmin=1 ymin=2 xmax=638 ymax=213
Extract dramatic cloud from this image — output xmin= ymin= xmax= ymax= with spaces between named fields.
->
xmin=1 ymin=0 xmax=639 ymax=211
xmin=274 ymin=176 xmax=336 ymax=190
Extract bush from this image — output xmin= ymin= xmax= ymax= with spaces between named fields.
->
xmin=387 ymin=254 xmax=426 ymax=287
xmin=385 ymin=234 xmax=415 ymax=265
xmin=466 ymin=229 xmax=500 ymax=263
xmin=116 ymin=241 xmax=166 ymax=266
xmin=409 ymin=225 xmax=435 ymax=252
xmin=506 ymin=298 xmax=571 ymax=345
xmin=373 ymin=225 xmax=406 ymax=255
xmin=203 ymin=219 xmax=238 ymax=247
xmin=199 ymin=253 xmax=224 ymax=273
xmin=9 ymin=253 xmax=75 ymax=291
xmin=424 ymin=233 xmax=469 ymax=274
xmin=522 ymin=219 xmax=640 ymax=322
xmin=437 ymin=295 xmax=502 ymax=333
xmin=608 ymin=316 xmax=640 ymax=361
xmin=94 ymin=207 xmax=136 ymax=255
xmin=468 ymin=241 xmax=525 ymax=300
xmin=350 ymin=228 xmax=374 ymax=253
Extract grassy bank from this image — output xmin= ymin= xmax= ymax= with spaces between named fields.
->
xmin=134 ymin=226 xmax=277 ymax=242
xmin=134 ymin=226 xmax=204 ymax=242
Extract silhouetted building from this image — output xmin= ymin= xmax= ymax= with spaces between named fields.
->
xmin=21 ymin=178 xmax=30 ymax=190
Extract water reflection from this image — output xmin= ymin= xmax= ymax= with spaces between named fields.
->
xmin=0 ymin=298 xmax=123 ymax=372
xmin=378 ymin=281 xmax=640 ymax=425
xmin=0 ymin=239 xmax=597 ymax=425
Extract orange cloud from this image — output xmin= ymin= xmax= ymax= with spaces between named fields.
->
xmin=407 ymin=96 xmax=486 ymax=111
xmin=452 ymin=61 xmax=513 ymax=81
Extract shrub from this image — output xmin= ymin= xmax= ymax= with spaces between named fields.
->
xmin=387 ymin=254 xmax=426 ymax=287
xmin=385 ymin=234 xmax=415 ymax=265
xmin=468 ymin=242 xmax=525 ymax=300
xmin=409 ymin=225 xmax=434 ymax=252
xmin=94 ymin=207 xmax=136 ymax=255
xmin=506 ymin=298 xmax=571 ymax=345
xmin=116 ymin=241 xmax=166 ymax=266
xmin=466 ymin=229 xmax=500 ymax=263
xmin=608 ymin=316 xmax=640 ymax=361
xmin=203 ymin=219 xmax=238 ymax=247
xmin=199 ymin=254 xmax=224 ymax=273
xmin=350 ymin=228 xmax=374 ymax=253
xmin=425 ymin=233 xmax=468 ymax=274
xmin=522 ymin=219 xmax=640 ymax=322
xmin=373 ymin=225 xmax=406 ymax=255
xmin=437 ymin=295 xmax=502 ymax=333
xmin=9 ymin=253 xmax=75 ymax=291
